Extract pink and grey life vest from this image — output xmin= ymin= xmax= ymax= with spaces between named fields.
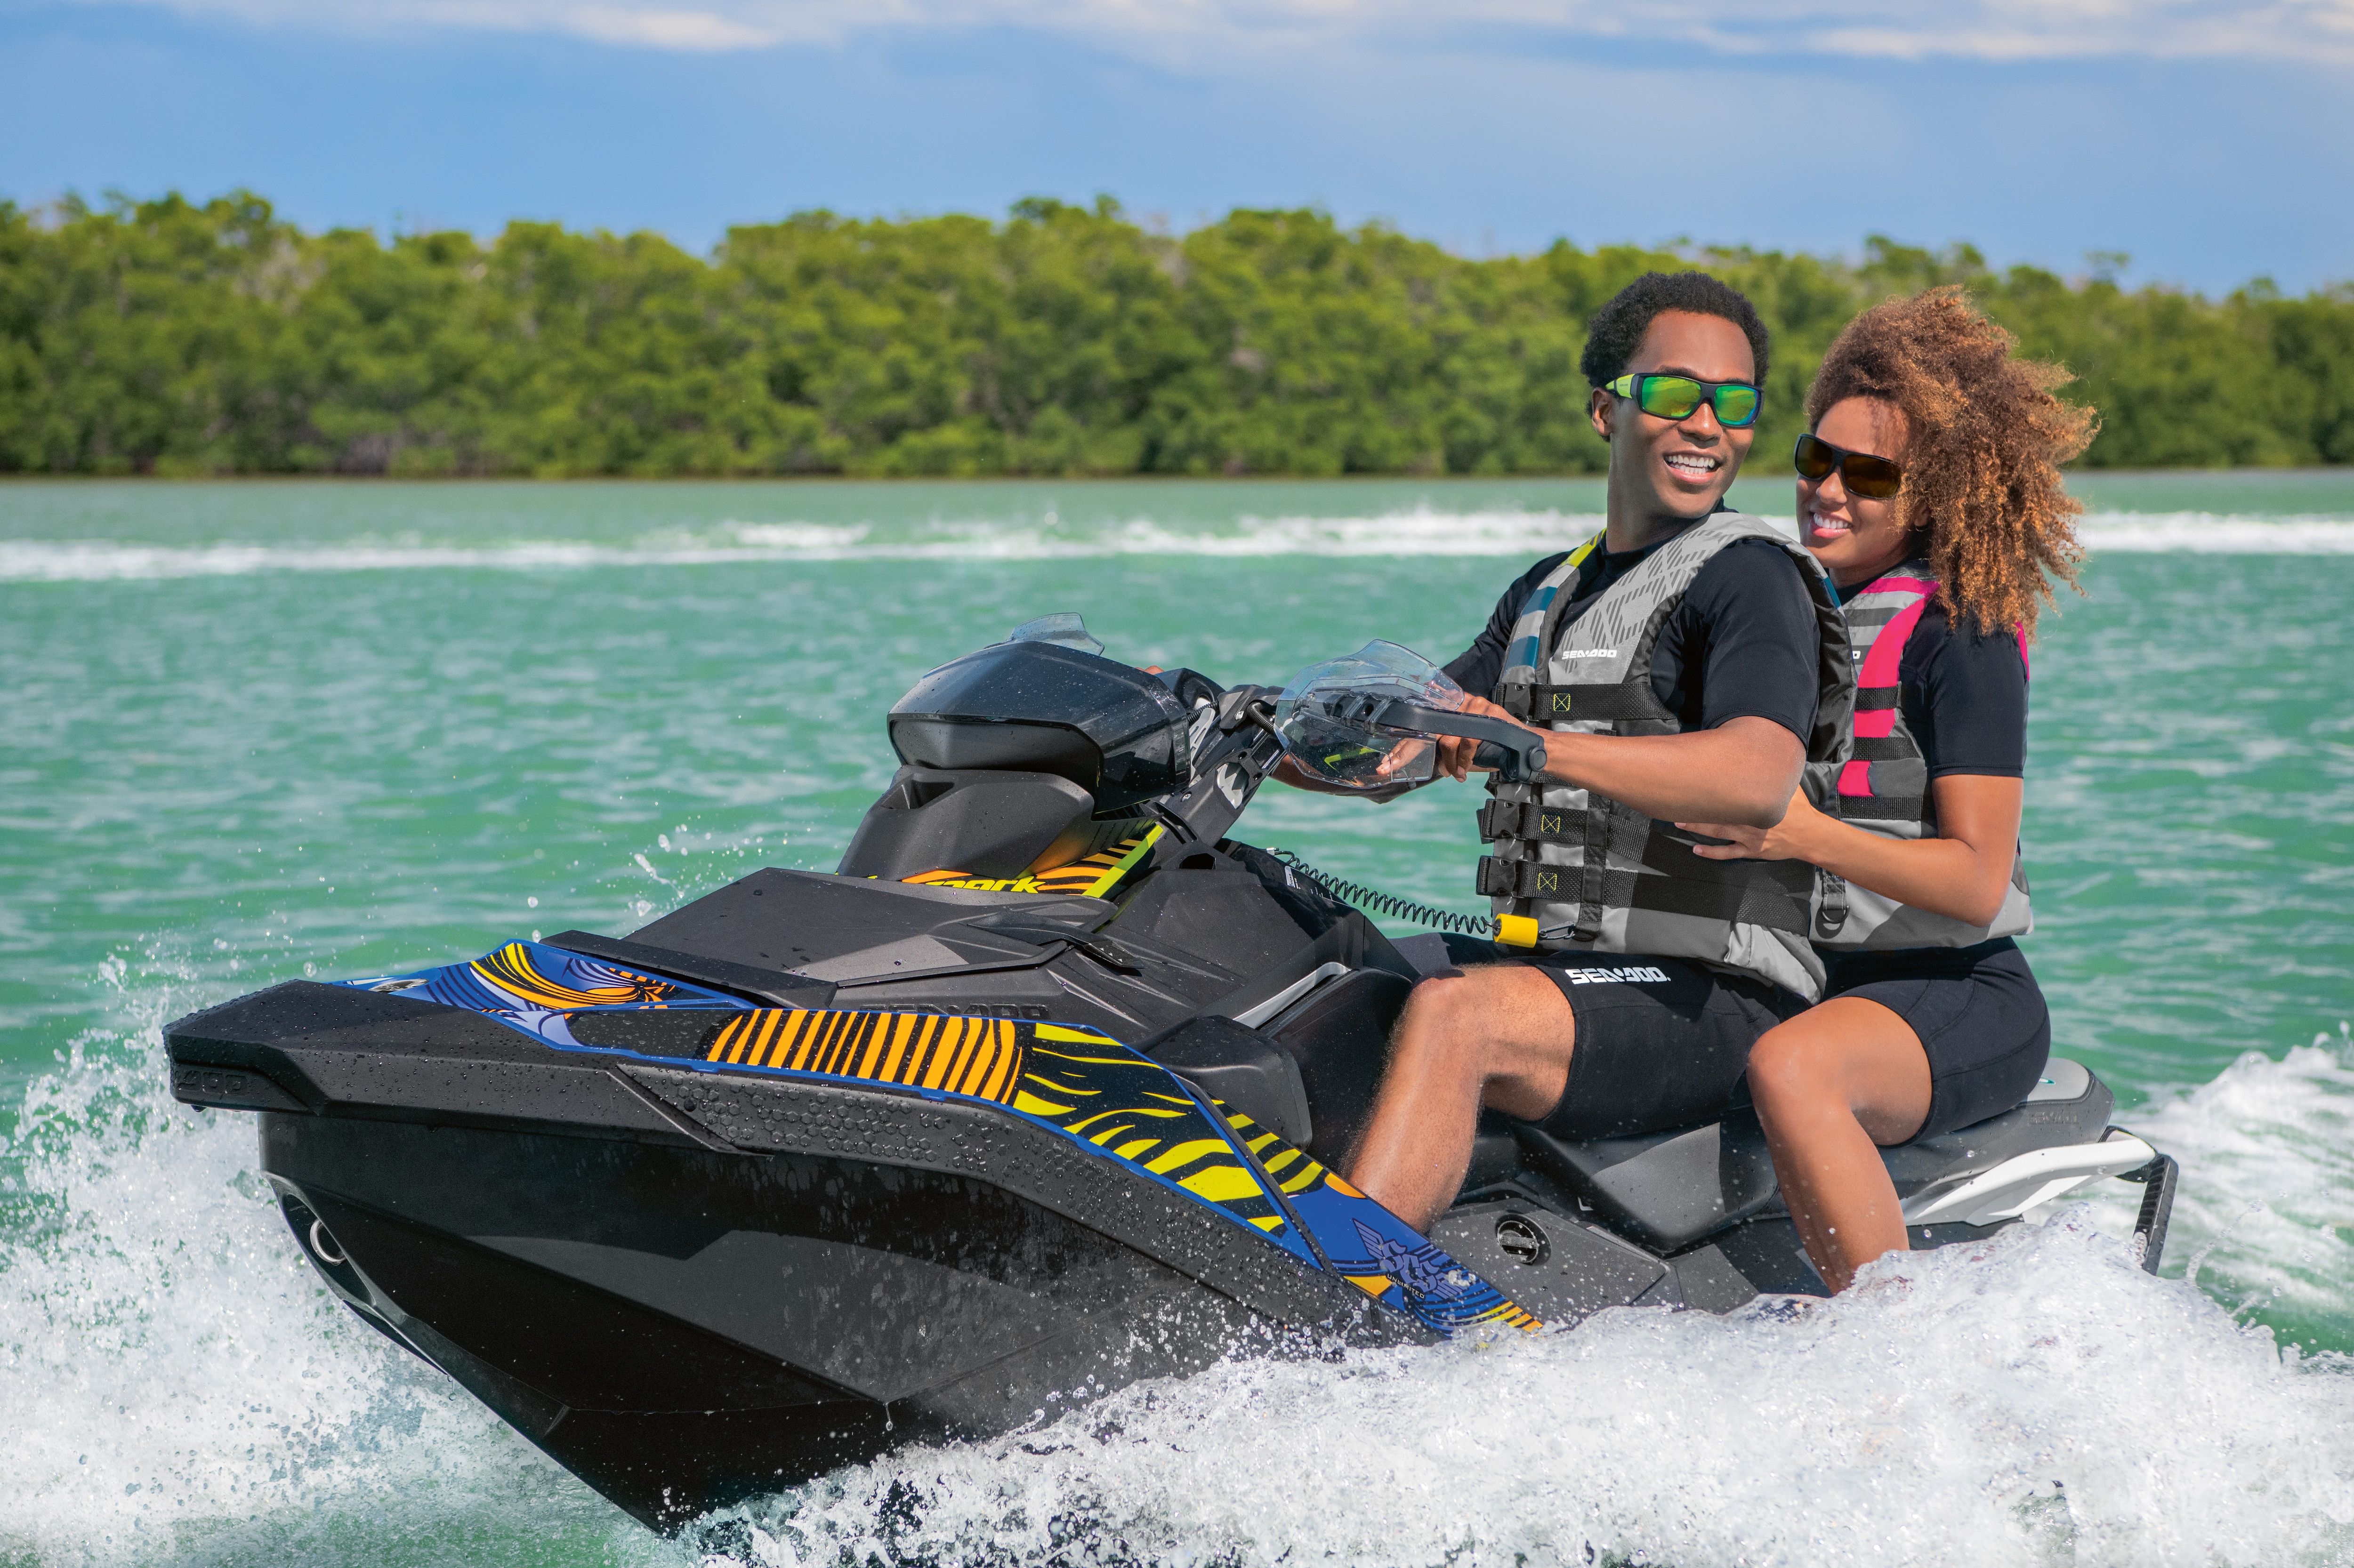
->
xmin=1476 ymin=513 xmax=1855 ymax=1000
xmin=1804 ymin=560 xmax=2034 ymax=950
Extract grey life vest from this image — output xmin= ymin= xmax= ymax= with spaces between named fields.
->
xmin=1804 ymin=562 xmax=2034 ymax=950
xmin=1476 ymin=513 xmax=1855 ymax=1000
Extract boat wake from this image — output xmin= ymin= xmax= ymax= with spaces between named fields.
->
xmin=5 ymin=973 xmax=2350 ymax=1567
xmin=6 ymin=507 xmax=2354 ymax=582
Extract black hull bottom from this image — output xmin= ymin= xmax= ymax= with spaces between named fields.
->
xmin=263 ymin=1115 xmax=1288 ymax=1529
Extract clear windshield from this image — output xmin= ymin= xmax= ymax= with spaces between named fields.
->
xmin=1006 ymin=612 xmax=1105 ymax=657
xmin=1273 ymin=640 xmax=1471 ymax=790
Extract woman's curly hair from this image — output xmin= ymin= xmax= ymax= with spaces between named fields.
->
xmin=1807 ymin=286 xmax=2097 ymax=637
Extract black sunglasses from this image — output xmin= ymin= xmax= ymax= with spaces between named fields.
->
xmin=1794 ymin=432 xmax=1903 ymax=499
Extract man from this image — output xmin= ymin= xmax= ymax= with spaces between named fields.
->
xmin=1341 ymin=272 xmax=1853 ymax=1234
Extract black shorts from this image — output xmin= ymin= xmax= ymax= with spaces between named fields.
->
xmin=1822 ymin=937 xmax=2052 ymax=1142
xmin=1437 ymin=935 xmax=1809 ymax=1140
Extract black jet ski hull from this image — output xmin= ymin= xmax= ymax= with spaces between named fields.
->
xmin=169 ymin=940 xmax=1532 ymax=1530
xmin=263 ymin=1115 xmax=1294 ymax=1528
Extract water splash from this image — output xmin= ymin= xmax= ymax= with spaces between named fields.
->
xmin=0 ymin=978 xmax=647 ymax=1566
xmin=693 ymin=1216 xmax=2354 ymax=1567
xmin=2070 ymin=1022 xmax=2354 ymax=1347
xmin=6 ymin=975 xmax=2352 ymax=1567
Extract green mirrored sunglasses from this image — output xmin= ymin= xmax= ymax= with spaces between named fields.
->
xmin=1605 ymin=372 xmax=1762 ymax=429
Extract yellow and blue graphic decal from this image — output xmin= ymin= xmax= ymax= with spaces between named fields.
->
xmin=341 ymin=939 xmax=1539 ymax=1338
xmin=1211 ymin=1100 xmax=1542 ymax=1335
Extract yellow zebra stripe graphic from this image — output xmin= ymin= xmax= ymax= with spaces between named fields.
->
xmin=697 ymin=1010 xmax=1289 ymax=1234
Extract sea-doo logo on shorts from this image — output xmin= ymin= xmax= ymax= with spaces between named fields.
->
xmin=1560 ymin=649 xmax=1616 ymax=659
xmin=1558 ymin=965 xmax=1670 ymax=986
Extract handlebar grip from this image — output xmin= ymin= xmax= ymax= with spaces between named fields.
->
xmin=1363 ymin=700 xmax=1547 ymax=782
xmin=1482 ymin=736 xmax=1549 ymax=782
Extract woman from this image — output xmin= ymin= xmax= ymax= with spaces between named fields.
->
xmin=1679 ymin=287 xmax=2096 ymax=1292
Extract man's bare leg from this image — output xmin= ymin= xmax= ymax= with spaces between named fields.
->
xmin=1745 ymin=997 xmax=1931 ymax=1292
xmin=1344 ymin=965 xmax=1578 ymax=1233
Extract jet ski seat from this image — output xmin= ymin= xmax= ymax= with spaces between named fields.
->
xmin=1503 ymin=1056 xmax=2118 ymax=1254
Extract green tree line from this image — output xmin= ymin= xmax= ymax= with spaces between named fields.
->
xmin=3 ymin=190 xmax=2348 ymax=477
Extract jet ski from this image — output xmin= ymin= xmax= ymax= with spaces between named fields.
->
xmin=165 ymin=613 xmax=2179 ymax=1532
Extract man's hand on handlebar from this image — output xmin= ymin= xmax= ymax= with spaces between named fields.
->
xmin=1377 ymin=694 xmax=1542 ymax=783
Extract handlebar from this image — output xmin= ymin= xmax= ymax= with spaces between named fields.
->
xmin=1309 ymin=695 xmax=1547 ymax=783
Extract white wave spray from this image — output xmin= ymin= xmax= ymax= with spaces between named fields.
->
xmin=0 ymin=972 xmax=649 ymax=1567
xmin=4 ymin=972 xmax=2350 ymax=1566
xmin=705 ymin=1215 xmax=2354 ymax=1568
xmin=2070 ymin=1023 xmax=2354 ymax=1334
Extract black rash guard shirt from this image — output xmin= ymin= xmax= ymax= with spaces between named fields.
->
xmin=1881 ymin=598 xmax=2030 ymax=779
xmin=1443 ymin=534 xmax=1823 ymax=744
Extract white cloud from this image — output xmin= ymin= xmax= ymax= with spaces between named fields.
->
xmin=563 ymin=5 xmax=775 ymax=48
xmin=83 ymin=0 xmax=2354 ymax=61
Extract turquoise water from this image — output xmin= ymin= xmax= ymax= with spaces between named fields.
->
xmin=3 ymin=474 xmax=2351 ymax=1564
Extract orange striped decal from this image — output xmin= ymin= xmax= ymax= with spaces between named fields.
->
xmin=701 ymin=1008 xmax=1028 ymax=1105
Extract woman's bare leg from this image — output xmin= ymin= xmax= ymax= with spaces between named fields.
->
xmin=1344 ymin=966 xmax=1576 ymax=1233
xmin=1747 ymin=997 xmax=1933 ymax=1293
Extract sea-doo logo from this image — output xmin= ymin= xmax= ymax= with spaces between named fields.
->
xmin=895 ymin=1002 xmax=1051 ymax=1019
xmin=1556 ymin=965 xmax=1671 ymax=986
xmin=1560 ymin=649 xmax=1617 ymax=659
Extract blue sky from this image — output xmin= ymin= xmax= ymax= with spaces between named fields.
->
xmin=4 ymin=0 xmax=2349 ymax=294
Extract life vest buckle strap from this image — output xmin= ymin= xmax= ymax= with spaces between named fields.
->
xmin=1479 ymin=862 xmax=1814 ymax=937
xmin=1476 ymin=855 xmax=1571 ymax=902
xmin=1476 ymin=801 xmax=1591 ymax=844
xmin=1814 ymin=869 xmax=1850 ymax=938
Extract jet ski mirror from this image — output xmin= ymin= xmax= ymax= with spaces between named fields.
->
xmin=1275 ymin=641 xmax=1548 ymax=788
xmin=1007 ymin=612 xmax=1105 ymax=658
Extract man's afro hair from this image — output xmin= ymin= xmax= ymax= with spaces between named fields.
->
xmin=1578 ymin=271 xmax=1770 ymax=389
